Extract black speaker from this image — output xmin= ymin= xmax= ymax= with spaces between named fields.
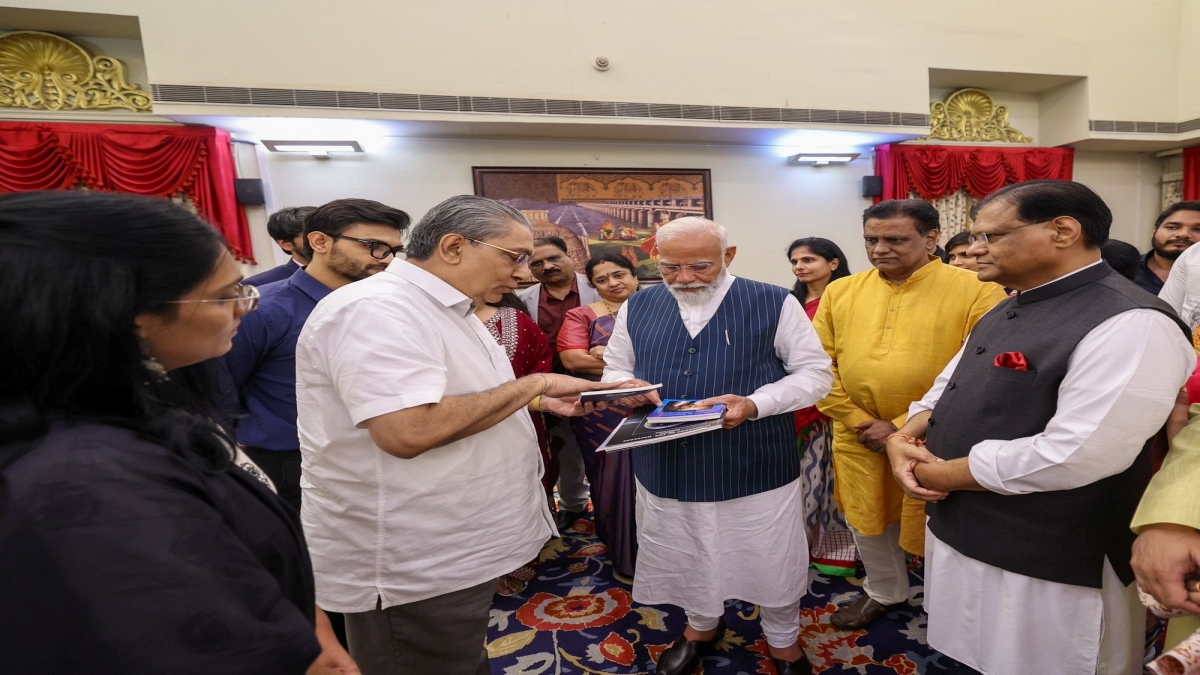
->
xmin=235 ymin=178 xmax=266 ymax=205
xmin=862 ymin=175 xmax=883 ymax=198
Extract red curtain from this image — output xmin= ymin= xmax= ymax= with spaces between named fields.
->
xmin=1185 ymin=146 xmax=1200 ymax=201
xmin=874 ymin=143 xmax=1075 ymax=203
xmin=0 ymin=122 xmax=254 ymax=263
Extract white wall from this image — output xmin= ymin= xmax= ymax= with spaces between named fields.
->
xmin=258 ymin=138 xmax=1164 ymax=284
xmin=1180 ymin=0 xmax=1200 ymax=120
xmin=265 ymin=136 xmax=875 ymax=287
xmin=1073 ymin=150 xmax=1164 ymax=250
xmin=4 ymin=0 xmax=1187 ymax=122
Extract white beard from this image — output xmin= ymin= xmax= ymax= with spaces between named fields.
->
xmin=666 ymin=266 xmax=727 ymax=307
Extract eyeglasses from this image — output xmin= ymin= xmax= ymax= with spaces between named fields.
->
xmin=333 ymin=235 xmax=404 ymax=260
xmin=657 ymin=261 xmax=715 ymax=275
xmin=165 ymin=283 xmax=260 ymax=313
xmin=967 ymin=220 xmax=1047 ymax=246
xmin=464 ymin=237 xmax=532 ymax=267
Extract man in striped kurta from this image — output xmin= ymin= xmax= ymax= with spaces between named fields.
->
xmin=603 ymin=217 xmax=833 ymax=675
xmin=812 ymin=199 xmax=1007 ymax=631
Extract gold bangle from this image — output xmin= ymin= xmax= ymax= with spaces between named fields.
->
xmin=531 ymin=395 xmax=543 ymax=412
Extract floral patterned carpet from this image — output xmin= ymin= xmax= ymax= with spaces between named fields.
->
xmin=486 ymin=515 xmax=978 ymax=674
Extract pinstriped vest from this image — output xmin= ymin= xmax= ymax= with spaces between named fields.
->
xmin=626 ymin=278 xmax=797 ymax=502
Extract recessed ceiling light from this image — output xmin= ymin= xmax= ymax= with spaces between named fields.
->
xmin=787 ymin=152 xmax=861 ymax=166
xmin=262 ymin=140 xmax=363 ymax=155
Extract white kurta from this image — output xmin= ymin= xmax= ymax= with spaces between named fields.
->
xmin=602 ymin=273 xmax=833 ymax=614
xmin=910 ymin=270 xmax=1195 ymax=675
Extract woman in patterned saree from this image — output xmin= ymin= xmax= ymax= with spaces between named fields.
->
xmin=475 ymin=293 xmax=556 ymax=596
xmin=558 ymin=254 xmax=641 ymax=580
xmin=787 ymin=237 xmax=859 ymax=576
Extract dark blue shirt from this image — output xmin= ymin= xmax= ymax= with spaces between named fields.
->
xmin=244 ymin=258 xmax=301 ymax=287
xmin=224 ymin=268 xmax=332 ymax=450
xmin=1135 ymin=251 xmax=1166 ymax=295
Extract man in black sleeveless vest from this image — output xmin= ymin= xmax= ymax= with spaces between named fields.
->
xmin=884 ymin=180 xmax=1194 ymax=675
xmin=603 ymin=217 xmax=834 ymax=675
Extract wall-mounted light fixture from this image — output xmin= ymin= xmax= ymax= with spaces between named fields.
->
xmin=262 ymin=140 xmax=363 ymax=159
xmin=787 ymin=152 xmax=861 ymax=166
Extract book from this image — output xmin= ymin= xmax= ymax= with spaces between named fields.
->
xmin=597 ymin=408 xmax=725 ymax=452
xmin=578 ymin=383 xmax=662 ymax=404
xmin=644 ymin=399 xmax=726 ymax=426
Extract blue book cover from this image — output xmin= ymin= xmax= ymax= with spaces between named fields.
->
xmin=645 ymin=399 xmax=726 ymax=426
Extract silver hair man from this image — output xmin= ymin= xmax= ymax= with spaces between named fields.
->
xmin=405 ymin=195 xmax=530 ymax=261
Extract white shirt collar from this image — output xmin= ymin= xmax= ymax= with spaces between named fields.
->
xmin=387 ymin=259 xmax=475 ymax=317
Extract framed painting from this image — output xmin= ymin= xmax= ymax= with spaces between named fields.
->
xmin=473 ymin=167 xmax=713 ymax=281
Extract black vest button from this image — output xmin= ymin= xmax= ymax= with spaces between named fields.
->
xmin=974 ymin=346 xmax=986 ymax=354
xmin=948 ymin=382 xmax=956 ymax=390
xmin=928 ymin=417 xmax=936 ymax=426
xmin=688 ymin=347 xmax=697 ymax=354
xmin=684 ymin=370 xmax=693 ymax=376
xmin=1005 ymin=310 xmax=1015 ymax=319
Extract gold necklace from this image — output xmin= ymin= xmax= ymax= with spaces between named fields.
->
xmin=602 ymin=299 xmax=617 ymax=315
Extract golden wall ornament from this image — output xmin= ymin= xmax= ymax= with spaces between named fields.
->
xmin=924 ymin=88 xmax=1032 ymax=143
xmin=0 ymin=31 xmax=151 ymax=112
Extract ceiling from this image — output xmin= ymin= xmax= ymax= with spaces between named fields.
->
xmin=928 ymin=68 xmax=1084 ymax=95
xmin=0 ymin=7 xmax=140 ymax=40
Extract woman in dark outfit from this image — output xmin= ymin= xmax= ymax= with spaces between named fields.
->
xmin=0 ymin=192 xmax=354 ymax=674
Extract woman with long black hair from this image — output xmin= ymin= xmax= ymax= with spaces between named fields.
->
xmin=787 ymin=236 xmax=851 ymax=312
xmin=785 ymin=236 xmax=859 ymax=577
xmin=0 ymin=191 xmax=352 ymax=674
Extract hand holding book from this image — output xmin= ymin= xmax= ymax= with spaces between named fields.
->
xmin=692 ymin=394 xmax=758 ymax=430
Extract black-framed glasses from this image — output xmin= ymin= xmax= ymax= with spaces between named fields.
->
xmin=333 ymin=235 xmax=404 ymax=260
xmin=165 ymin=283 xmax=260 ymax=313
xmin=464 ymin=237 xmax=532 ymax=267
xmin=968 ymin=220 xmax=1048 ymax=246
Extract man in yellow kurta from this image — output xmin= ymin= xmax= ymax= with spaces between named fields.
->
xmin=813 ymin=199 xmax=1007 ymax=630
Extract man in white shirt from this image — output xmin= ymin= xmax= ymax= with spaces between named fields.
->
xmin=296 ymin=195 xmax=616 ymax=675
xmin=602 ymin=217 xmax=833 ymax=675
xmin=886 ymin=180 xmax=1195 ymax=675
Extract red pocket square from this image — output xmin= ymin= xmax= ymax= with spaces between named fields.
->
xmin=994 ymin=352 xmax=1029 ymax=371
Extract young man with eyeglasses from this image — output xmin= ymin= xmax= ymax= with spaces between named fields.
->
xmin=223 ymin=197 xmax=410 ymax=511
xmin=517 ymin=236 xmax=602 ymax=532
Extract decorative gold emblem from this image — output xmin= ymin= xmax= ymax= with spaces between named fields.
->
xmin=0 ymin=31 xmax=151 ymax=112
xmin=924 ymin=88 xmax=1031 ymax=143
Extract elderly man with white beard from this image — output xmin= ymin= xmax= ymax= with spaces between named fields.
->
xmin=602 ymin=217 xmax=834 ymax=675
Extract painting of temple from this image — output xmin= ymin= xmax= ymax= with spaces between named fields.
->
xmin=473 ymin=168 xmax=713 ymax=280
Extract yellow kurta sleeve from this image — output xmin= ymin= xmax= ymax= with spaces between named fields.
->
xmin=962 ymin=283 xmax=1010 ymax=341
xmin=813 ymin=285 xmax=875 ymax=429
xmin=1132 ymin=404 xmax=1200 ymax=532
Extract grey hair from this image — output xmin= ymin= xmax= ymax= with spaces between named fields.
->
xmin=655 ymin=216 xmax=728 ymax=251
xmin=405 ymin=195 xmax=531 ymax=261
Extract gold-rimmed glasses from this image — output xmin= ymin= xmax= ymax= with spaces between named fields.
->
xmin=164 ymin=283 xmax=260 ymax=313
xmin=464 ymin=237 xmax=532 ymax=267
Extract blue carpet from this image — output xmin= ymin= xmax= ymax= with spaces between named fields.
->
xmin=486 ymin=514 xmax=978 ymax=674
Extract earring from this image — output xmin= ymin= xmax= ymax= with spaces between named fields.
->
xmin=137 ymin=336 xmax=170 ymax=384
